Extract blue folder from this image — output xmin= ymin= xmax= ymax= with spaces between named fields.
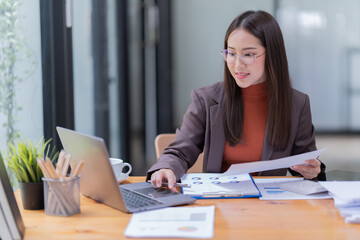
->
xmin=180 ymin=173 xmax=262 ymax=199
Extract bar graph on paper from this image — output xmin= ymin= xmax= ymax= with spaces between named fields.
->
xmin=254 ymin=178 xmax=330 ymax=200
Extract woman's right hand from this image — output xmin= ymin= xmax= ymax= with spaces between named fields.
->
xmin=150 ymin=168 xmax=178 ymax=192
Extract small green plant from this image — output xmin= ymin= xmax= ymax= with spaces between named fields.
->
xmin=5 ymin=138 xmax=58 ymax=183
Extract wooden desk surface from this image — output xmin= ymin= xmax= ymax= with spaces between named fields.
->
xmin=16 ymin=176 xmax=360 ymax=240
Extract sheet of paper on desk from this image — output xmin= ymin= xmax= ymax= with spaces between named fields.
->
xmin=222 ymin=148 xmax=326 ymax=176
xmin=124 ymin=206 xmax=215 ymax=238
xmin=254 ymin=178 xmax=331 ymax=200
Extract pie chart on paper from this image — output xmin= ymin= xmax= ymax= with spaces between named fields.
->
xmin=177 ymin=225 xmax=198 ymax=232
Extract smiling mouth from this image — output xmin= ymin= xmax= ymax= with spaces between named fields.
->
xmin=236 ymin=73 xmax=249 ymax=79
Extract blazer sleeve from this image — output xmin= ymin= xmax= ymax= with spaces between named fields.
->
xmin=288 ymin=93 xmax=326 ymax=180
xmin=147 ymin=89 xmax=207 ymax=181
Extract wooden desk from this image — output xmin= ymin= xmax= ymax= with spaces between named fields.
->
xmin=16 ymin=177 xmax=360 ymax=240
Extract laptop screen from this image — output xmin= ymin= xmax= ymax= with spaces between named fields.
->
xmin=56 ymin=126 xmax=128 ymax=212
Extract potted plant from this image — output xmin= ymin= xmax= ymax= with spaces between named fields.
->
xmin=5 ymin=137 xmax=58 ymax=210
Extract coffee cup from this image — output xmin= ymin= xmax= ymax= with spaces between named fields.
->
xmin=109 ymin=158 xmax=132 ymax=181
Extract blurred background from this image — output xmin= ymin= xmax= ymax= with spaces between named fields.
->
xmin=0 ymin=0 xmax=359 ymax=176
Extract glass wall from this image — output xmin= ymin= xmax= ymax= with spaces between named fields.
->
xmin=0 ymin=0 xmax=43 ymax=150
xmin=277 ymin=0 xmax=360 ymax=131
xmin=72 ymin=0 xmax=123 ymax=158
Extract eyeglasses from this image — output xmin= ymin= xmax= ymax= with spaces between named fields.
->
xmin=221 ymin=49 xmax=266 ymax=65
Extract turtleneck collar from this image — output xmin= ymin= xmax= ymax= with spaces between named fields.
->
xmin=241 ymin=81 xmax=267 ymax=97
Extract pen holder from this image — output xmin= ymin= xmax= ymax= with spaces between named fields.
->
xmin=42 ymin=176 xmax=81 ymax=217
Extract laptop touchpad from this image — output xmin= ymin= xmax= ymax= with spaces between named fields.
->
xmin=137 ymin=187 xmax=179 ymax=198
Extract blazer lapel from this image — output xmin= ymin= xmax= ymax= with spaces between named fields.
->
xmin=261 ymin=115 xmax=273 ymax=160
xmin=205 ymin=84 xmax=226 ymax=173
xmin=206 ymin=103 xmax=225 ymax=172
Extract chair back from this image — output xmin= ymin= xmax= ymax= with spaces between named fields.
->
xmin=154 ymin=133 xmax=204 ymax=173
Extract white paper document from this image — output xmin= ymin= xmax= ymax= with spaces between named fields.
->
xmin=124 ymin=206 xmax=215 ymax=238
xmin=254 ymin=178 xmax=331 ymax=200
xmin=222 ymin=148 xmax=326 ymax=176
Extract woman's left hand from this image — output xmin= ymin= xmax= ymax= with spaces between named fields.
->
xmin=290 ymin=158 xmax=321 ymax=179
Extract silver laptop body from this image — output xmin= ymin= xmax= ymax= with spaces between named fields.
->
xmin=56 ymin=126 xmax=196 ymax=213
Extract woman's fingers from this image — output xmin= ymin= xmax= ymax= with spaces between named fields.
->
xmin=150 ymin=169 xmax=178 ymax=192
xmin=291 ymin=159 xmax=321 ymax=179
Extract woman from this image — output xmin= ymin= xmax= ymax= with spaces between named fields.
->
xmin=147 ymin=10 xmax=326 ymax=191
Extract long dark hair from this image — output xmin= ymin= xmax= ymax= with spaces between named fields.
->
xmin=223 ymin=10 xmax=292 ymax=150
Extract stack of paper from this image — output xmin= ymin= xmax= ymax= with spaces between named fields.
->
xmin=319 ymin=181 xmax=360 ymax=224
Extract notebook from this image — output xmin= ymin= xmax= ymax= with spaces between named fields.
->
xmin=56 ymin=126 xmax=196 ymax=213
xmin=0 ymin=153 xmax=25 ymax=240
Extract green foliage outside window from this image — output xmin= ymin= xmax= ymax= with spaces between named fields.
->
xmin=1 ymin=0 xmax=38 ymax=188
xmin=0 ymin=0 xmax=34 ymax=145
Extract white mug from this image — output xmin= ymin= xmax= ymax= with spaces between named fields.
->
xmin=109 ymin=158 xmax=132 ymax=181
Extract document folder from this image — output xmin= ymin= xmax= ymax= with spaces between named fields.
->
xmin=180 ymin=173 xmax=261 ymax=199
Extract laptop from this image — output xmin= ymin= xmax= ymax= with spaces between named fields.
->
xmin=56 ymin=126 xmax=196 ymax=213
xmin=0 ymin=153 xmax=25 ymax=240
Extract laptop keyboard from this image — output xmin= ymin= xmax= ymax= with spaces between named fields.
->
xmin=120 ymin=187 xmax=163 ymax=209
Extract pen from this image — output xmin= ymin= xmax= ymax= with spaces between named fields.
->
xmin=201 ymin=191 xmax=244 ymax=198
xmin=147 ymin=180 xmax=191 ymax=188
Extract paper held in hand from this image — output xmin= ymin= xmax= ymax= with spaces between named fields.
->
xmin=222 ymin=148 xmax=326 ymax=176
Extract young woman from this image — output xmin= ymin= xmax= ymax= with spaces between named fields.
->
xmin=147 ymin=10 xmax=326 ymax=191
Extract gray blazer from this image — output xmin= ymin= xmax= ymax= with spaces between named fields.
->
xmin=148 ymin=82 xmax=325 ymax=181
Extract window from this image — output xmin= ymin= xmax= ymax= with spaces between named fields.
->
xmin=0 ymin=0 xmax=43 ymax=150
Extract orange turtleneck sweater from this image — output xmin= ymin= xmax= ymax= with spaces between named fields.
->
xmin=222 ymin=81 xmax=268 ymax=173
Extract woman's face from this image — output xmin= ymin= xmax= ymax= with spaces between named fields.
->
xmin=226 ymin=28 xmax=266 ymax=88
